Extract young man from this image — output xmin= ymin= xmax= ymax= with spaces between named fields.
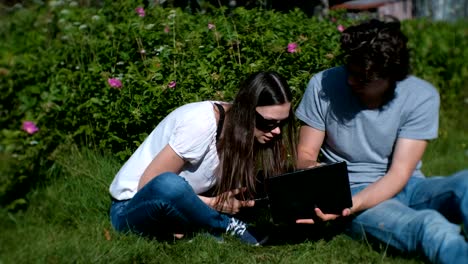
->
xmin=295 ymin=19 xmax=468 ymax=263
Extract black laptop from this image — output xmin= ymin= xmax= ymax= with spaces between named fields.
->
xmin=257 ymin=161 xmax=353 ymax=225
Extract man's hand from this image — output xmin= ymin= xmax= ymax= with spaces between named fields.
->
xmin=295 ymin=207 xmax=352 ymax=224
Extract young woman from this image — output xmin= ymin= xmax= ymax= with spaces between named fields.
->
xmin=109 ymin=71 xmax=296 ymax=245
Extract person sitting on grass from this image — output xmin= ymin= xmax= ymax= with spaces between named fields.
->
xmin=294 ymin=18 xmax=468 ymax=263
xmin=108 ymin=71 xmax=296 ymax=245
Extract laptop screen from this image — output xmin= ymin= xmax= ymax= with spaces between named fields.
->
xmin=264 ymin=161 xmax=352 ymax=225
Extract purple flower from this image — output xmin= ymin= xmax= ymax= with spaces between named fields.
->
xmin=208 ymin=23 xmax=215 ymax=30
xmin=287 ymin=42 xmax=298 ymax=53
xmin=164 ymin=25 xmax=170 ymax=33
xmin=135 ymin=7 xmax=145 ymax=17
xmin=168 ymin=81 xmax=176 ymax=88
xmin=337 ymin=24 xmax=345 ymax=32
xmin=22 ymin=121 xmax=39 ymax=135
xmin=108 ymin=78 xmax=122 ymax=89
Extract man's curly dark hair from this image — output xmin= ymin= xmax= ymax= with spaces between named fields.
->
xmin=340 ymin=19 xmax=410 ymax=83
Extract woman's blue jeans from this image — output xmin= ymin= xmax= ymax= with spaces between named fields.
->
xmin=110 ymin=172 xmax=231 ymax=239
xmin=347 ymin=170 xmax=468 ymax=264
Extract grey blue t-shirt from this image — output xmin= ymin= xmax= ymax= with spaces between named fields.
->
xmin=295 ymin=66 xmax=440 ymax=187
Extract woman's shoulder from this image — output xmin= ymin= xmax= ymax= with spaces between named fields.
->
xmin=167 ymin=101 xmax=224 ymax=159
xmin=168 ymin=101 xmax=224 ymax=133
xmin=173 ymin=101 xmax=222 ymax=119
xmin=176 ymin=100 xmax=214 ymax=111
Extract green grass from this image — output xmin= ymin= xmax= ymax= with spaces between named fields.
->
xmin=0 ymin=1 xmax=467 ymax=262
xmin=1 ymin=103 xmax=466 ymax=264
xmin=423 ymin=107 xmax=468 ymax=176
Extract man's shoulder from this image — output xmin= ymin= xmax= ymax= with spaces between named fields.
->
xmin=308 ymin=66 xmax=347 ymax=93
xmin=398 ymin=76 xmax=439 ymax=97
xmin=314 ymin=66 xmax=346 ymax=79
xmin=393 ymin=76 xmax=440 ymax=115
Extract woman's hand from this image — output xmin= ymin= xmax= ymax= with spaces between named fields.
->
xmin=211 ymin=188 xmax=255 ymax=215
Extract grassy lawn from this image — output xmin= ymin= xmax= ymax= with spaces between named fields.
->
xmin=1 ymin=2 xmax=467 ymax=263
xmin=0 ymin=102 xmax=466 ymax=264
xmin=0 ymin=147 xmax=422 ymax=264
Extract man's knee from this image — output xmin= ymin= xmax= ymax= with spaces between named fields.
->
xmin=350 ymin=204 xmax=454 ymax=248
xmin=452 ymin=169 xmax=468 ymax=186
xmin=410 ymin=209 xmax=463 ymax=245
xmin=412 ymin=209 xmax=467 ymax=263
xmin=446 ymin=171 xmax=468 ymax=200
xmin=412 ymin=209 xmax=447 ymax=233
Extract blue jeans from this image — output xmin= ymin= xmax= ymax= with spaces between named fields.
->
xmin=347 ymin=170 xmax=468 ymax=264
xmin=110 ymin=172 xmax=231 ymax=239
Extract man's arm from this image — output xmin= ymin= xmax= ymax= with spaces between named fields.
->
xmin=296 ymin=126 xmax=428 ymax=223
xmin=297 ymin=125 xmax=325 ymax=169
xmin=296 ymin=125 xmax=352 ymax=223
xmin=350 ymin=138 xmax=428 ymax=213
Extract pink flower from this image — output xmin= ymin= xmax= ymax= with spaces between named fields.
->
xmin=208 ymin=23 xmax=215 ymax=30
xmin=330 ymin=17 xmax=337 ymax=23
xmin=337 ymin=24 xmax=345 ymax=32
xmin=135 ymin=7 xmax=145 ymax=17
xmin=22 ymin=121 xmax=39 ymax=135
xmin=287 ymin=42 xmax=298 ymax=53
xmin=164 ymin=25 xmax=170 ymax=33
xmin=168 ymin=81 xmax=176 ymax=88
xmin=108 ymin=78 xmax=122 ymax=88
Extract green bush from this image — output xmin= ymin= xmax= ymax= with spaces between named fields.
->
xmin=1 ymin=0 xmax=467 ymax=209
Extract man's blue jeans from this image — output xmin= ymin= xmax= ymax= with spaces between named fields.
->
xmin=347 ymin=170 xmax=468 ymax=264
xmin=110 ymin=172 xmax=231 ymax=239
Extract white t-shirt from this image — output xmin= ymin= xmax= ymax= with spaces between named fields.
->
xmin=109 ymin=101 xmax=223 ymax=200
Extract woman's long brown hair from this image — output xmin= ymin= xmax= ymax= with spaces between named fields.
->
xmin=214 ymin=72 xmax=297 ymax=205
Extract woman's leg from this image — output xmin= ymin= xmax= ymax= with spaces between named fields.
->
xmin=110 ymin=172 xmax=261 ymax=244
xmin=111 ymin=172 xmax=229 ymax=236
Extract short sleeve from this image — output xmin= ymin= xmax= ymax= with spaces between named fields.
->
xmin=398 ymin=86 xmax=440 ymax=140
xmin=169 ymin=107 xmax=216 ymax=164
xmin=295 ymin=73 xmax=327 ymax=131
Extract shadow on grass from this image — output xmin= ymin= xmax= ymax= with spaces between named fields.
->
xmin=236 ymin=206 xmax=426 ymax=263
xmin=235 ymin=205 xmax=350 ymax=245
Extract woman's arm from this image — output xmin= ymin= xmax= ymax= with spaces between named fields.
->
xmin=199 ymin=188 xmax=254 ymax=215
xmin=137 ymin=143 xmax=252 ymax=213
xmin=137 ymin=144 xmax=185 ymax=190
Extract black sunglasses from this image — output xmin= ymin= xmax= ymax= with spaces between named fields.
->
xmin=255 ymin=111 xmax=288 ymax=132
